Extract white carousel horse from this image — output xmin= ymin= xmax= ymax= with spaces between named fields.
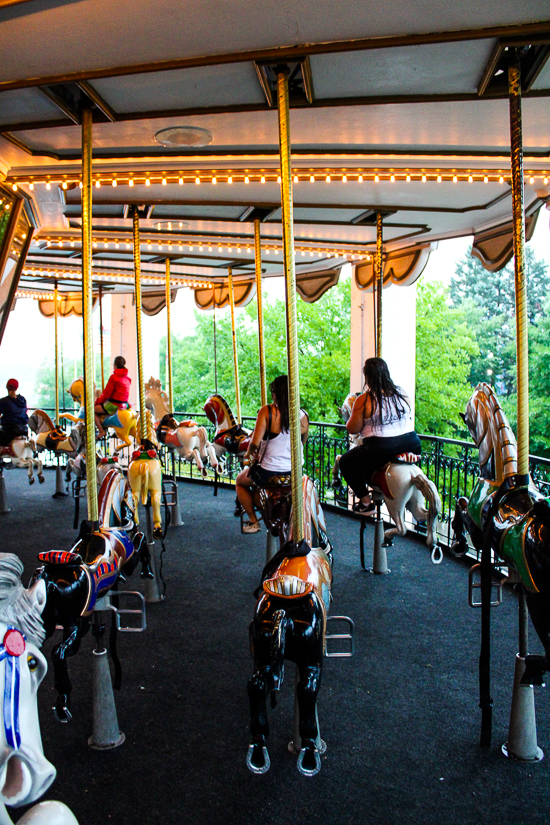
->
xmin=0 ymin=438 xmax=44 ymax=486
xmin=61 ymin=378 xmax=138 ymax=452
xmin=128 ymin=412 xmax=163 ymax=538
xmin=145 ymin=378 xmax=219 ymax=476
xmin=28 ymin=411 xmax=84 ymax=458
xmin=332 ymin=392 xmax=441 ymax=556
xmin=0 ymin=553 xmax=78 ymax=824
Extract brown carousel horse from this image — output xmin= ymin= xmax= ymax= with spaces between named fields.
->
xmin=31 ymin=468 xmax=152 ymax=721
xmin=451 ymin=382 xmax=550 ymax=745
xmin=247 ymin=479 xmax=333 ymax=777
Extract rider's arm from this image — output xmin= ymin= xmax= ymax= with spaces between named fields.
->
xmin=96 ymin=375 xmax=115 ymax=407
xmin=346 ymin=393 xmax=369 ymax=435
xmin=244 ymin=406 xmax=269 ymax=464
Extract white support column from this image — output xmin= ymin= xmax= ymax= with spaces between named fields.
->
xmin=110 ymin=293 xmax=138 ymax=408
xmin=350 ymin=277 xmax=417 ymax=422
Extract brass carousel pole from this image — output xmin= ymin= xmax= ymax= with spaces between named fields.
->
xmin=254 ymin=219 xmax=267 ymax=407
xmin=132 ymin=207 xmax=146 ymax=443
xmin=98 ymin=284 xmax=105 ymax=389
xmin=81 ymin=107 xmax=98 ymax=525
xmin=375 ymin=213 xmax=383 ymax=358
xmin=277 ymin=66 xmax=303 ymax=541
xmin=165 ymin=258 xmax=173 ymax=412
xmin=509 ymin=53 xmax=529 ymax=482
xmin=54 ymin=281 xmax=59 ymax=426
xmin=228 ymin=267 xmax=242 ymax=424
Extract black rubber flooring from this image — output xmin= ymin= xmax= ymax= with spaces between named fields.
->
xmin=1 ymin=466 xmax=549 ymax=825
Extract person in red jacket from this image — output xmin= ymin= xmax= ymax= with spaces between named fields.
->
xmin=94 ymin=356 xmax=132 ymax=437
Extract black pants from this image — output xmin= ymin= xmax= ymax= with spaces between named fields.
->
xmin=339 ymin=432 xmax=422 ymax=498
xmin=0 ymin=426 xmax=27 ymax=447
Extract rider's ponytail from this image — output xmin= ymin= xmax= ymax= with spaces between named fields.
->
xmin=269 ymin=375 xmax=290 ymax=432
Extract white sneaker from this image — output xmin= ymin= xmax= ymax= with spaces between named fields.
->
xmin=243 ymin=520 xmax=261 ymax=534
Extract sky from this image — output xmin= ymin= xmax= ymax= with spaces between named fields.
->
xmin=1 ymin=209 xmax=549 ymax=407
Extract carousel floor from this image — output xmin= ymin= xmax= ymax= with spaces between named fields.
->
xmin=1 ymin=466 xmax=549 ymax=825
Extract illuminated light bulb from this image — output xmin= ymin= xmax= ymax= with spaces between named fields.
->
xmin=294 ymin=175 xmax=299 ymax=183
xmin=390 ymin=175 xmax=395 ymax=182
xmin=318 ymin=251 xmax=322 ymax=257
xmin=274 ymin=248 xmax=279 ymax=254
xmin=112 ymin=179 xmax=117 ymax=187
xmin=145 ymin=179 xmax=150 ymax=186
xmin=277 ymin=176 xmax=281 ymax=183
xmin=228 ymin=176 xmax=233 ymax=184
xmin=158 ymin=244 xmax=163 ymax=250
xmin=352 ymin=254 xmax=356 ymax=260
xmin=421 ymin=175 xmax=427 ymax=182
xmin=453 ymin=176 xmax=458 ymax=182
xmin=310 ymin=175 xmax=315 ymax=183
xmin=342 ymin=175 xmax=347 ymax=183
xmin=261 ymin=176 xmax=266 ymax=184
xmin=58 ymin=240 xmax=63 ymax=247
xmin=358 ymin=175 xmax=363 ymax=183
xmin=484 ymin=176 xmax=489 ymax=183
xmin=199 ymin=245 xmax=204 ymax=251
xmin=95 ymin=180 xmax=101 ymax=188
xmin=189 ymin=245 xmax=193 ymax=251
xmin=162 ymin=178 xmax=167 ymax=185
xmin=529 ymin=176 xmax=534 ymax=184
xmin=228 ymin=246 xmax=232 ymax=252
xmin=406 ymin=175 xmax=411 ymax=182
xmin=79 ymin=181 xmax=83 ymax=189
xmin=104 ymin=242 xmax=108 ymax=248
xmin=245 ymin=176 xmax=250 ymax=184
xmin=46 ymin=182 xmax=51 ymax=190
xmin=62 ymin=181 xmax=68 ymax=189
xmin=179 ymin=177 xmax=183 ymax=185
xmin=265 ymin=248 xmax=270 ymax=255
xmin=218 ymin=245 xmax=222 ymax=252
xmin=468 ymin=175 xmax=473 ymax=182
xmin=208 ymin=245 xmax=213 ymax=251
xmin=169 ymin=244 xmax=173 ymax=251
xmin=129 ymin=179 xmax=134 ymax=187
xmin=301 ymin=250 xmax=305 ymax=256
xmin=325 ymin=175 xmax=331 ymax=182
xmin=115 ymin=241 xmax=119 ymax=248
xmin=437 ymin=175 xmax=442 ymax=182
xmin=11 ymin=183 xmax=17 ymax=192
xmin=147 ymin=243 xmax=152 ymax=249
xmin=374 ymin=175 xmax=379 ymax=182
xmin=212 ymin=177 xmax=217 ymax=184
xmin=70 ymin=241 xmax=74 ymax=247
xmin=126 ymin=242 xmax=130 ymax=249
xmin=93 ymin=242 xmax=97 ymax=248
xmin=545 ymin=177 xmax=549 ymax=185
xmin=179 ymin=244 xmax=183 ymax=251
xmin=310 ymin=251 xmax=313 ymax=257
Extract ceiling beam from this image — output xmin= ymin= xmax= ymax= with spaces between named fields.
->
xmin=0 ymin=21 xmax=549 ymax=93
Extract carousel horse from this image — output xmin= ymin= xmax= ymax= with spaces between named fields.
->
xmin=28 ymin=411 xmax=84 ymax=458
xmin=0 ymin=553 xmax=78 ymax=824
xmin=145 ymin=377 xmax=219 ymax=476
xmin=128 ymin=412 xmax=163 ymax=539
xmin=31 ymin=468 xmax=152 ymax=721
xmin=62 ymin=377 xmax=138 ymax=452
xmin=0 ymin=436 xmax=44 ymax=485
xmin=451 ymin=383 xmax=550 ymax=739
xmin=204 ymin=394 xmax=252 ymax=462
xmin=332 ymin=392 xmax=441 ymax=556
xmin=247 ymin=487 xmax=333 ymax=776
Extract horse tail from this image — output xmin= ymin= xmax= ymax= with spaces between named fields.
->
xmin=270 ymin=609 xmax=292 ymax=704
xmin=411 ymin=471 xmax=442 ymax=550
xmin=139 ymin=463 xmax=149 ymax=505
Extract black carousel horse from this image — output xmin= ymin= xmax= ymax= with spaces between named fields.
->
xmin=31 ymin=468 xmax=153 ymax=721
xmin=451 ymin=383 xmax=550 ymax=744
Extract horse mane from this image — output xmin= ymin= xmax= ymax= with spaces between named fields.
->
xmin=0 ymin=554 xmax=45 ymax=646
xmin=467 ymin=383 xmax=517 ymax=481
xmin=207 ymin=394 xmax=236 ymax=428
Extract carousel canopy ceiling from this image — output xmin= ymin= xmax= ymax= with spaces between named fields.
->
xmin=0 ymin=1 xmax=548 ymax=297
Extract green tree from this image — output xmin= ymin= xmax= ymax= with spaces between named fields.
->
xmin=415 ymin=279 xmax=479 ymax=436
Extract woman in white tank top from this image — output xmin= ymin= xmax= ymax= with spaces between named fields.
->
xmin=339 ymin=358 xmax=421 ymax=513
xmin=236 ymin=375 xmax=308 ymax=533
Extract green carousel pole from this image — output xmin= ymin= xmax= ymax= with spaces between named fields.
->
xmin=277 ymin=66 xmax=303 ymax=542
xmin=165 ymin=258 xmax=173 ymax=413
xmin=375 ymin=213 xmax=383 ymax=358
xmin=81 ymin=107 xmax=98 ymax=525
xmin=509 ymin=53 xmax=529 ymax=482
xmin=132 ymin=207 xmax=146 ymax=443
xmin=228 ymin=267 xmax=242 ymax=424
xmin=254 ymin=218 xmax=267 ymax=407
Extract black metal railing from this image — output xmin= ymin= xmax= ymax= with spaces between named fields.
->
xmin=28 ymin=407 xmax=550 ymax=550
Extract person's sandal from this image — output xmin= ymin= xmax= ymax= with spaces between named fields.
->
xmin=243 ymin=520 xmax=261 ymax=534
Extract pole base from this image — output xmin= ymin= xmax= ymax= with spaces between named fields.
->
xmin=88 ymin=731 xmax=126 ymax=750
xmin=501 ymin=742 xmax=543 ymax=762
xmin=52 ymin=465 xmax=68 ymax=498
xmin=0 ymin=476 xmax=10 ymax=514
xmin=502 ymin=653 xmax=544 ymax=762
xmin=144 ymin=544 xmax=164 ymax=603
xmin=89 ymin=647 xmax=125 ymax=750
xmin=369 ymin=515 xmax=390 ymax=574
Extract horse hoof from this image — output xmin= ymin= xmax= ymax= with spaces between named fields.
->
xmin=153 ymin=527 xmax=163 ymax=539
xmin=431 ymin=545 xmax=443 ymax=564
xmin=246 ymin=743 xmax=270 ymax=774
xmin=38 ymin=475 xmax=45 ymax=484
xmin=297 ymin=744 xmax=321 ymax=776
xmin=28 ymin=477 xmax=35 ymax=485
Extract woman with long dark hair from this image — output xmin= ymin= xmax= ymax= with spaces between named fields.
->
xmin=339 ymin=357 xmax=421 ymax=513
xmin=236 ymin=375 xmax=308 ymax=533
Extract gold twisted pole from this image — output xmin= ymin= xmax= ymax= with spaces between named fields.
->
xmin=228 ymin=267 xmax=242 ymax=423
xmin=509 ymin=55 xmax=529 ymax=480
xmin=54 ymin=281 xmax=59 ymax=426
xmin=375 ymin=213 xmax=383 ymax=358
xmin=98 ymin=284 xmax=105 ymax=389
xmin=165 ymin=258 xmax=173 ymax=412
xmin=254 ymin=218 xmax=267 ymax=407
xmin=132 ymin=207 xmax=146 ymax=442
xmin=277 ymin=66 xmax=304 ymax=541
xmin=81 ymin=107 xmax=98 ymax=524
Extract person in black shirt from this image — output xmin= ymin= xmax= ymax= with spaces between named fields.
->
xmin=0 ymin=379 xmax=29 ymax=446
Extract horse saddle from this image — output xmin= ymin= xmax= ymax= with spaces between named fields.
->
xmin=370 ymin=453 xmax=421 ymax=500
xmin=215 ymin=426 xmax=249 ymax=454
xmin=259 ymin=477 xmax=292 ymax=537
xmin=102 ymin=410 xmax=123 ymax=429
xmin=38 ymin=550 xmax=83 ymax=566
xmin=45 ymin=428 xmax=68 ymax=451
xmin=0 ymin=441 xmax=20 ymax=457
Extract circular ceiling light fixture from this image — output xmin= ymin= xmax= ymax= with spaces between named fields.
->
xmin=154 ymin=126 xmax=213 ymax=148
